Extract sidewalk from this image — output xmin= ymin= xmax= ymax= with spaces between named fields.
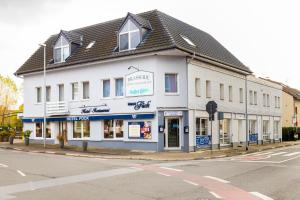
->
xmin=1 ymin=140 xmax=300 ymax=161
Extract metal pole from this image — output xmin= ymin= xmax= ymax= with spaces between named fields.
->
xmin=245 ymin=75 xmax=249 ymax=150
xmin=42 ymin=44 xmax=47 ymax=148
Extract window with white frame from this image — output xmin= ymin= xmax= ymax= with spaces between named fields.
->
xmin=73 ymin=121 xmax=90 ymax=138
xmin=104 ymin=120 xmax=124 ymax=139
xmin=278 ymin=97 xmax=281 ymax=108
xmin=263 ymin=93 xmax=266 ymax=107
xmin=229 ymin=85 xmax=233 ymax=102
xmin=275 ymin=96 xmax=278 ymax=108
xmin=36 ymin=122 xmax=42 ymax=137
xmin=262 ymin=120 xmax=269 ymax=140
xmin=249 ymin=120 xmax=256 ymax=134
xmin=249 ymin=90 xmax=253 ymax=105
xmin=46 ymin=86 xmax=51 ymax=102
xmin=206 ymin=80 xmax=211 ymax=98
xmin=273 ymin=121 xmax=279 ymax=139
xmin=58 ymin=84 xmax=64 ymax=101
xmin=254 ymin=91 xmax=257 ymax=105
xmin=36 ymin=87 xmax=42 ymax=103
xmin=220 ymin=84 xmax=224 ymax=100
xmin=119 ymin=20 xmax=140 ymax=51
xmin=102 ymin=79 xmax=110 ymax=98
xmin=71 ymin=82 xmax=78 ymax=100
xmin=239 ymin=88 xmax=243 ymax=103
xmin=195 ymin=78 xmax=201 ymax=97
xmin=196 ymin=118 xmax=208 ymax=135
xmin=82 ymin=81 xmax=90 ymax=99
xmin=54 ymin=35 xmax=70 ymax=63
xmin=115 ymin=78 xmax=124 ymax=97
xmin=165 ymin=74 xmax=178 ymax=93
xmin=46 ymin=122 xmax=51 ymax=138
xmin=267 ymin=94 xmax=270 ymax=107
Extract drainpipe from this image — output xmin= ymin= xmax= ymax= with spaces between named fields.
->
xmin=245 ymin=75 xmax=249 ymax=150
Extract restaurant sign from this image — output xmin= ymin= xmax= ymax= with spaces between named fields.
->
xmin=125 ymin=71 xmax=154 ymax=97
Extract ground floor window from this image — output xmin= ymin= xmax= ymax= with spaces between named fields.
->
xmin=196 ymin=118 xmax=208 ymax=135
xmin=249 ymin=120 xmax=257 ymax=134
xmin=35 ymin=122 xmax=51 ymax=138
xmin=219 ymin=119 xmax=230 ymax=144
xmin=273 ymin=121 xmax=280 ymax=139
xmin=73 ymin=121 xmax=90 ymax=139
xmin=104 ymin=120 xmax=124 ymax=139
xmin=263 ymin=120 xmax=269 ymax=140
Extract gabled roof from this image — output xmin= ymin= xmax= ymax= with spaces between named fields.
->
xmin=126 ymin=12 xmax=152 ymax=30
xmin=15 ymin=9 xmax=251 ymax=76
xmin=60 ymin=30 xmax=82 ymax=45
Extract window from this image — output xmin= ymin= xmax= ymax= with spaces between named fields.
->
xmin=195 ymin=78 xmax=201 ymax=97
xmin=36 ymin=122 xmax=42 ymax=137
xmin=220 ymin=84 xmax=224 ymax=100
xmin=36 ymin=87 xmax=42 ymax=103
xmin=196 ymin=118 xmax=208 ymax=135
xmin=103 ymin=79 xmax=110 ymax=98
xmin=82 ymin=81 xmax=90 ymax=99
xmin=119 ymin=20 xmax=140 ymax=51
xmin=206 ymin=80 xmax=211 ymax=98
xmin=165 ymin=74 xmax=178 ymax=93
xmin=254 ymin=91 xmax=257 ymax=105
xmin=239 ymin=88 xmax=243 ymax=103
xmin=46 ymin=86 xmax=51 ymax=102
xmin=249 ymin=90 xmax=253 ymax=105
xmin=58 ymin=84 xmax=64 ymax=101
xmin=267 ymin=94 xmax=270 ymax=107
xmin=86 ymin=41 xmax=95 ymax=49
xmin=263 ymin=93 xmax=266 ymax=107
xmin=273 ymin=121 xmax=279 ymax=139
xmin=249 ymin=120 xmax=256 ymax=134
xmin=275 ymin=96 xmax=278 ymax=108
xmin=115 ymin=78 xmax=124 ymax=96
xmin=73 ymin=121 xmax=90 ymax=138
xmin=278 ymin=97 xmax=280 ymax=108
xmin=46 ymin=122 xmax=51 ymax=138
xmin=104 ymin=120 xmax=124 ymax=139
xmin=263 ymin=120 xmax=269 ymax=140
xmin=229 ymin=86 xmax=233 ymax=102
xmin=71 ymin=82 xmax=78 ymax=100
xmin=180 ymin=35 xmax=196 ymax=47
xmin=54 ymin=36 xmax=70 ymax=63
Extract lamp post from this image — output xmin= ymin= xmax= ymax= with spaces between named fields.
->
xmin=39 ymin=43 xmax=47 ymax=148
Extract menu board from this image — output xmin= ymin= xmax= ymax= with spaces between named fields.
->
xmin=128 ymin=121 xmax=152 ymax=139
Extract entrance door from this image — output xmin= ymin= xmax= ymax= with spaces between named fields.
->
xmin=165 ymin=118 xmax=180 ymax=149
xmin=59 ymin=121 xmax=68 ymax=143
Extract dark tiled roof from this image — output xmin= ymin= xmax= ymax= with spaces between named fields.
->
xmin=61 ymin=30 xmax=82 ymax=45
xmin=15 ymin=10 xmax=250 ymax=75
xmin=127 ymin=13 xmax=152 ymax=30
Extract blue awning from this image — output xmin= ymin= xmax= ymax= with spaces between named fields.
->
xmin=22 ymin=113 xmax=155 ymax=123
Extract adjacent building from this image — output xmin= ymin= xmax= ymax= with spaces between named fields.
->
xmin=15 ymin=10 xmax=282 ymax=151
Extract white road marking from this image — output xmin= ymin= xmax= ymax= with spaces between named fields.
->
xmin=283 ymin=152 xmax=300 ymax=157
xmin=270 ymin=152 xmax=287 ymax=156
xmin=183 ymin=180 xmax=199 ymax=186
xmin=130 ymin=167 xmax=143 ymax=171
xmin=209 ymin=191 xmax=222 ymax=199
xmin=252 ymin=152 xmax=274 ymax=156
xmin=204 ymin=176 xmax=230 ymax=183
xmin=0 ymin=163 xmax=8 ymax=168
xmin=159 ymin=166 xmax=183 ymax=172
xmin=250 ymin=192 xmax=274 ymax=200
xmin=17 ymin=170 xmax=26 ymax=177
xmin=157 ymin=172 xmax=171 ymax=177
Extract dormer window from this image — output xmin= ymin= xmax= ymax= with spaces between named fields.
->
xmin=54 ymin=35 xmax=70 ymax=63
xmin=119 ymin=20 xmax=140 ymax=51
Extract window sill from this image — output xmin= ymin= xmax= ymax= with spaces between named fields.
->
xmin=81 ymin=99 xmax=90 ymax=102
xmin=114 ymin=96 xmax=125 ymax=99
xmin=34 ymin=103 xmax=42 ymax=105
xmin=165 ymin=93 xmax=179 ymax=96
xmin=102 ymin=138 xmax=124 ymax=141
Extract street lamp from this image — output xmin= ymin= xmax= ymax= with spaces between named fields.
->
xmin=39 ymin=43 xmax=46 ymax=148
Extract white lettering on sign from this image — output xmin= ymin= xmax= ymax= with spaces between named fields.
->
xmin=125 ymin=71 xmax=154 ymax=97
xmin=67 ymin=116 xmax=89 ymax=121
xmin=164 ymin=111 xmax=183 ymax=116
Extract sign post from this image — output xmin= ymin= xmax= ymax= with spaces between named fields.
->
xmin=206 ymin=101 xmax=217 ymax=150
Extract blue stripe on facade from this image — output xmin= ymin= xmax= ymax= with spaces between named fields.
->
xmin=22 ymin=113 xmax=155 ymax=123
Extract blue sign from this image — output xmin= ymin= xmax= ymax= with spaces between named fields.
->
xmin=249 ymin=133 xmax=258 ymax=142
xmin=196 ymin=135 xmax=211 ymax=148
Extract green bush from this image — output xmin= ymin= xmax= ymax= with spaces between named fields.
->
xmin=22 ymin=130 xmax=32 ymax=138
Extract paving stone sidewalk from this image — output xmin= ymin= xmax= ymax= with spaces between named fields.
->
xmin=1 ymin=140 xmax=300 ymax=161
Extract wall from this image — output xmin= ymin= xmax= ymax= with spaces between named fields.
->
xmin=282 ymin=91 xmax=294 ymax=127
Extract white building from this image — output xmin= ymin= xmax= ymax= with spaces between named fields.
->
xmin=15 ymin=10 xmax=282 ymax=151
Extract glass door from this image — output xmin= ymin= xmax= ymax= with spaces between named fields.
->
xmin=165 ymin=118 xmax=180 ymax=148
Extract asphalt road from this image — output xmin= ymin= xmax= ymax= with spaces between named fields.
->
xmin=0 ymin=145 xmax=300 ymax=200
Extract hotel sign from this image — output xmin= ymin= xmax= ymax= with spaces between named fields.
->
xmin=125 ymin=71 xmax=154 ymax=97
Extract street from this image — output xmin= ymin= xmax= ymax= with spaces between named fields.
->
xmin=0 ymin=145 xmax=300 ymax=200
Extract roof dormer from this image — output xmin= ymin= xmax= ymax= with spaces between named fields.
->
xmin=118 ymin=13 xmax=152 ymax=52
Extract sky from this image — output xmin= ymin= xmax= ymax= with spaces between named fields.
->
xmin=1 ymin=0 xmax=300 ymax=105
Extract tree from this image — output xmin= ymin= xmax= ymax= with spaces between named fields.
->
xmin=0 ymin=75 xmax=18 ymax=126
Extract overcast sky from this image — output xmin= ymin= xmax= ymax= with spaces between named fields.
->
xmin=1 ymin=0 xmax=300 ymax=103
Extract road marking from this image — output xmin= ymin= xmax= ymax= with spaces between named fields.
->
xmin=159 ymin=167 xmax=183 ymax=172
xmin=130 ymin=167 xmax=143 ymax=171
xmin=183 ymin=180 xmax=199 ymax=186
xmin=250 ymin=192 xmax=273 ymax=200
xmin=270 ymin=152 xmax=287 ymax=156
xmin=17 ymin=170 xmax=26 ymax=177
xmin=157 ymin=172 xmax=171 ymax=177
xmin=204 ymin=176 xmax=230 ymax=183
xmin=0 ymin=163 xmax=8 ymax=168
xmin=209 ymin=191 xmax=222 ymax=199
xmin=282 ymin=152 xmax=300 ymax=157
xmin=252 ymin=152 xmax=273 ymax=156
